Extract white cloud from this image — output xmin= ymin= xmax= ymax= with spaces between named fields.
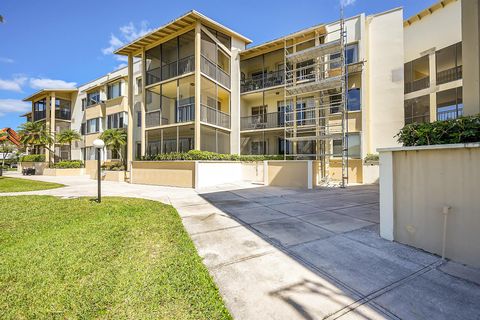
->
xmin=341 ymin=0 xmax=356 ymax=7
xmin=101 ymin=34 xmax=124 ymax=55
xmin=29 ymin=78 xmax=77 ymax=90
xmin=0 ymin=57 xmax=14 ymax=64
xmin=0 ymin=76 xmax=27 ymax=92
xmin=115 ymin=63 xmax=127 ymax=70
xmin=0 ymin=99 xmax=31 ymax=117
xmin=101 ymin=21 xmax=153 ymax=58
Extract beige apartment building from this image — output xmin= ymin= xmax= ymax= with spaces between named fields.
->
xmin=21 ymin=0 xmax=479 ymax=184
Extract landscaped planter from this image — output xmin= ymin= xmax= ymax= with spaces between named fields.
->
xmin=18 ymin=162 xmax=48 ymax=175
xmin=90 ymin=170 xmax=125 ymax=182
xmin=363 ymin=160 xmax=379 ymax=184
xmin=43 ymin=168 xmax=86 ymax=176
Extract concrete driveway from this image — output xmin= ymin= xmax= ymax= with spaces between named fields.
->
xmin=2 ymin=172 xmax=480 ymax=319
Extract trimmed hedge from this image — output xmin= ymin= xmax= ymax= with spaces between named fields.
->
xmin=397 ymin=115 xmax=480 ymax=147
xmin=102 ymin=162 xmax=126 ymax=171
xmin=52 ymin=160 xmax=84 ymax=169
xmin=20 ymin=154 xmax=45 ymax=162
xmin=141 ymin=150 xmax=284 ymax=162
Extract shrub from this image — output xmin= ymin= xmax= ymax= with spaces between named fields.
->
xmin=20 ymin=154 xmax=45 ymax=162
xmin=141 ymin=150 xmax=284 ymax=162
xmin=396 ymin=115 xmax=480 ymax=146
xmin=102 ymin=162 xmax=125 ymax=171
xmin=364 ymin=153 xmax=379 ymax=162
xmin=53 ymin=160 xmax=83 ymax=169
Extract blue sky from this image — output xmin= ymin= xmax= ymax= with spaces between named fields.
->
xmin=0 ymin=0 xmax=437 ymax=130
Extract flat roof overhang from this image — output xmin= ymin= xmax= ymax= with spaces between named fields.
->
xmin=114 ymin=10 xmax=252 ymax=57
xmin=23 ymin=89 xmax=78 ymax=102
xmin=404 ymin=0 xmax=457 ymax=27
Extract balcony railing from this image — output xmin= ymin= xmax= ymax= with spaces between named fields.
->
xmin=241 ymin=70 xmax=284 ymax=93
xmin=201 ymin=55 xmax=231 ymax=88
xmin=405 ymin=76 xmax=430 ymax=94
xmin=146 ymin=55 xmax=195 ymax=86
xmin=437 ymin=108 xmax=463 ymax=121
xmin=200 ymin=104 xmax=230 ymax=129
xmin=437 ymin=65 xmax=462 ymax=85
xmin=241 ymin=111 xmax=285 ymax=130
xmin=33 ymin=111 xmax=46 ymax=121
xmin=55 ymin=109 xmax=71 ymax=120
xmin=145 ymin=104 xmax=194 ymax=128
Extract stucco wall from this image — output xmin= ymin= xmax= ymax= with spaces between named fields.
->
xmin=380 ymin=144 xmax=480 ymax=267
xmin=241 ymin=162 xmax=264 ymax=183
xmin=314 ymin=159 xmax=363 ymax=184
xmin=196 ymin=161 xmax=243 ymax=188
xmin=18 ymin=162 xmax=48 ymax=175
xmin=131 ymin=161 xmax=195 ymax=188
xmin=267 ymin=160 xmax=310 ymax=188
xmin=43 ymin=168 xmax=85 ymax=176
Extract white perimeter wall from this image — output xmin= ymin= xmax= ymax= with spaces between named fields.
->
xmin=365 ymin=9 xmax=405 ymax=154
xmin=196 ymin=161 xmax=243 ymax=188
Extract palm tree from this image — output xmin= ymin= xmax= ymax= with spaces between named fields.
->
xmin=100 ymin=128 xmax=127 ymax=165
xmin=57 ymin=129 xmax=81 ymax=160
xmin=18 ymin=121 xmax=53 ymax=155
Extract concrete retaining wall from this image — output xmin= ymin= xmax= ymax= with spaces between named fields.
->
xmin=196 ymin=161 xmax=242 ymax=188
xmin=267 ymin=160 xmax=312 ymax=189
xmin=43 ymin=168 xmax=85 ymax=176
xmin=379 ymin=143 xmax=480 ymax=267
xmin=18 ymin=162 xmax=48 ymax=175
xmin=131 ymin=161 xmax=196 ymax=188
xmin=241 ymin=162 xmax=264 ymax=183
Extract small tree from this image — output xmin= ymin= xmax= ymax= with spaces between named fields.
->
xmin=100 ymin=128 xmax=127 ymax=165
xmin=57 ymin=129 xmax=81 ymax=160
xmin=18 ymin=121 xmax=54 ymax=155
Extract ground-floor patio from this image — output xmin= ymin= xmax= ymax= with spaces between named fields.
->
xmin=2 ymin=172 xmax=479 ymax=319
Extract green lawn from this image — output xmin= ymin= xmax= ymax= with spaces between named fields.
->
xmin=0 ymin=196 xmax=231 ymax=319
xmin=0 ymin=176 xmax=64 ymax=192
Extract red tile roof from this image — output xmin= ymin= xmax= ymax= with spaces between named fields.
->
xmin=0 ymin=128 xmax=21 ymax=146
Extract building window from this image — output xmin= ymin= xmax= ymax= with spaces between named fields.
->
xmin=404 ymin=55 xmax=429 ymax=93
xmin=107 ymin=82 xmax=121 ymax=100
xmin=347 ymin=88 xmax=361 ymax=111
xmin=33 ymin=98 xmax=47 ymax=121
xmin=333 ymin=134 xmax=361 ymax=158
xmin=251 ymin=141 xmax=267 ymax=155
xmin=81 ymin=98 xmax=86 ymax=111
xmin=87 ymin=91 xmax=100 ymax=106
xmin=137 ymin=111 xmax=142 ymax=127
xmin=136 ymin=142 xmax=142 ymax=160
xmin=107 ymin=112 xmax=125 ymax=129
xmin=136 ymin=78 xmax=142 ymax=94
xmin=437 ymin=87 xmax=463 ymax=121
xmin=251 ymin=106 xmax=267 ymax=123
xmin=86 ymin=118 xmax=100 ymax=134
xmin=330 ymin=93 xmax=342 ymax=113
xmin=404 ymin=95 xmax=430 ymax=124
xmin=346 ymin=44 xmax=358 ymax=64
xmin=436 ymin=42 xmax=462 ymax=85
xmin=55 ymin=99 xmax=71 ymax=120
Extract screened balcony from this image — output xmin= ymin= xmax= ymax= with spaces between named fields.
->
xmin=436 ymin=42 xmax=462 ymax=85
xmin=404 ymin=55 xmax=430 ymax=93
xmin=201 ymin=31 xmax=231 ymax=88
xmin=241 ymin=49 xmax=284 ymax=93
xmin=145 ymin=30 xmax=195 ymax=86
xmin=240 ymin=111 xmax=284 ymax=131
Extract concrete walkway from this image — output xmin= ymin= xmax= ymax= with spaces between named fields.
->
xmin=2 ymin=172 xmax=480 ymax=319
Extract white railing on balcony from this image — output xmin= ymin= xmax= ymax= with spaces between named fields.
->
xmin=200 ymin=104 xmax=230 ymax=129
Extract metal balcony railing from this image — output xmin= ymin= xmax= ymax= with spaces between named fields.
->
xmin=241 ymin=70 xmax=284 ymax=93
xmin=146 ymin=55 xmax=195 ymax=86
xmin=437 ymin=65 xmax=462 ymax=85
xmin=200 ymin=104 xmax=230 ymax=129
xmin=405 ymin=76 xmax=430 ymax=94
xmin=55 ymin=109 xmax=71 ymax=120
xmin=240 ymin=111 xmax=285 ymax=130
xmin=201 ymin=55 xmax=231 ymax=88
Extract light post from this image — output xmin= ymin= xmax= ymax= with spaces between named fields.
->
xmin=93 ymin=139 xmax=105 ymax=203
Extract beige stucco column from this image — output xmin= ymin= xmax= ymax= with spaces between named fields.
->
xmin=462 ymin=0 xmax=480 ymax=116
xmin=50 ymin=93 xmax=56 ymax=163
xmin=194 ymin=21 xmax=202 ymax=150
xmin=141 ymin=48 xmax=146 ymax=156
xmin=127 ymin=54 xmax=134 ymax=168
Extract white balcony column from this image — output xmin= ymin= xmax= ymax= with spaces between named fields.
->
xmin=141 ymin=48 xmax=147 ymax=157
xmin=194 ymin=21 xmax=202 ymax=150
xmin=428 ymin=52 xmax=437 ymax=122
xmin=127 ymin=53 xmax=134 ymax=169
xmin=50 ymin=93 xmax=56 ymax=163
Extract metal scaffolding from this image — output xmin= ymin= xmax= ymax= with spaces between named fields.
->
xmin=283 ymin=15 xmax=348 ymax=187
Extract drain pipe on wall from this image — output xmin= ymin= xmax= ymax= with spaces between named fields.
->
xmin=441 ymin=206 xmax=451 ymax=260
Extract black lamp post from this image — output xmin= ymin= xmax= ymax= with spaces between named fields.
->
xmin=93 ymin=139 xmax=105 ymax=203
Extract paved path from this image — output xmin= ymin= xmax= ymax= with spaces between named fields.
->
xmin=3 ymin=172 xmax=480 ymax=319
